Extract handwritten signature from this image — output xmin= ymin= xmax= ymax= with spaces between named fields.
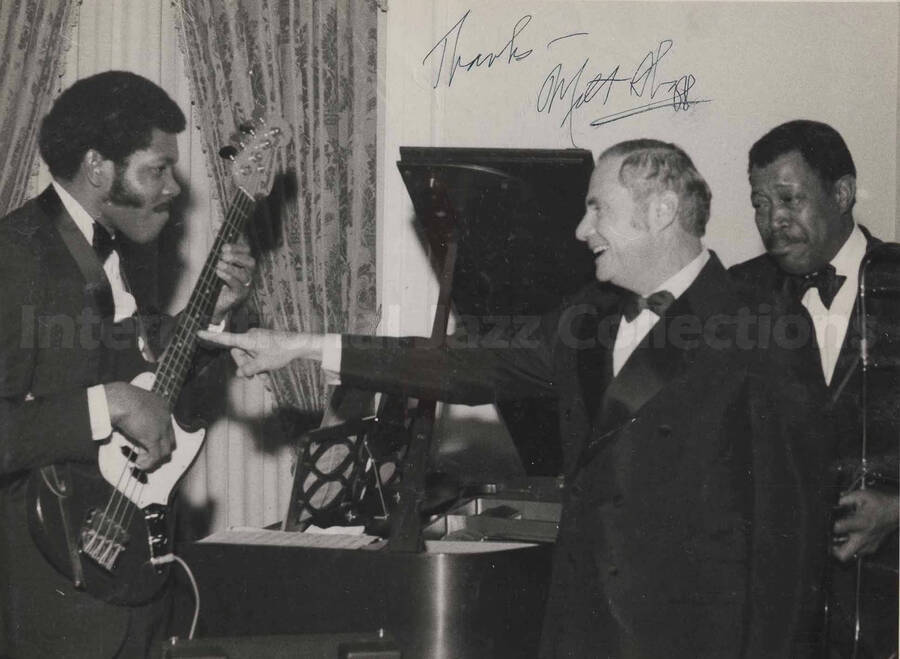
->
xmin=422 ymin=9 xmax=533 ymax=88
xmin=421 ymin=10 xmax=711 ymax=144
xmin=536 ymin=40 xmax=711 ymax=146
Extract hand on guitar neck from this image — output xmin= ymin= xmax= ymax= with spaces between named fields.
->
xmin=210 ymin=242 xmax=256 ymax=326
xmin=104 ymin=381 xmax=174 ymax=471
xmin=832 ymin=488 xmax=900 ymax=561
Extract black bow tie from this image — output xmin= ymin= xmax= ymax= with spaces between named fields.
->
xmin=622 ymin=290 xmax=676 ymax=322
xmin=92 ymin=222 xmax=116 ymax=262
xmin=786 ymin=264 xmax=846 ymax=308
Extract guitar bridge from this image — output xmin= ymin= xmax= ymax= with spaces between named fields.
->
xmin=80 ymin=507 xmax=130 ymax=572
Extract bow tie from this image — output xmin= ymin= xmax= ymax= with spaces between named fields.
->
xmin=786 ymin=264 xmax=846 ymax=308
xmin=622 ymin=290 xmax=676 ymax=322
xmin=92 ymin=222 xmax=116 ymax=262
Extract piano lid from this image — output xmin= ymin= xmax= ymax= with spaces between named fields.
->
xmin=396 ymin=147 xmax=596 ymax=476
xmin=397 ymin=147 xmax=596 ymax=318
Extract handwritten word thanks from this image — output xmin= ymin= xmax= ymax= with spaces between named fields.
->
xmin=423 ymin=9 xmax=533 ymax=88
xmin=536 ymin=40 xmax=710 ymax=145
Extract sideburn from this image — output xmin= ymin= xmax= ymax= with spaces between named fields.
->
xmin=106 ymin=162 xmax=143 ymax=208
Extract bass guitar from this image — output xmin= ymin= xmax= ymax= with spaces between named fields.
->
xmin=27 ymin=116 xmax=290 ymax=605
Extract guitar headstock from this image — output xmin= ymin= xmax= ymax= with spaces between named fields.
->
xmin=228 ymin=116 xmax=292 ymax=198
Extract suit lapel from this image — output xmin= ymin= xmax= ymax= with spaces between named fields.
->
xmin=829 ymin=229 xmax=881 ymax=402
xmin=830 ymin=298 xmax=861 ymax=404
xmin=576 ymin=283 xmax=622 ymax=419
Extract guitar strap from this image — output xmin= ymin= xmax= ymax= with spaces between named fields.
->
xmin=52 ymin=210 xmax=156 ymax=364
xmin=39 ymin=464 xmax=85 ymax=588
xmin=43 ymin=209 xmax=108 ymax=588
xmin=51 ymin=205 xmax=111 ymax=314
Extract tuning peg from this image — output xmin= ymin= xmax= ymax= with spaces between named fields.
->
xmin=238 ymin=121 xmax=256 ymax=136
xmin=218 ymin=145 xmax=238 ymax=161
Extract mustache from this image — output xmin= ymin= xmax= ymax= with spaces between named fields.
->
xmin=763 ymin=230 xmax=805 ymax=249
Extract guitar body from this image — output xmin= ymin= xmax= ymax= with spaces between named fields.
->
xmin=27 ymin=371 xmax=206 ymax=606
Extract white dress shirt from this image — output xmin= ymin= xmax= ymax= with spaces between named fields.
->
xmin=801 ymin=225 xmax=867 ymax=385
xmin=612 ymin=249 xmax=710 ymax=375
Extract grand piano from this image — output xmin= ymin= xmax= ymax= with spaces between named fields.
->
xmin=170 ymin=148 xmax=596 ymax=658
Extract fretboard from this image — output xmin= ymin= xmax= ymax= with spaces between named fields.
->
xmin=152 ymin=188 xmax=256 ymax=406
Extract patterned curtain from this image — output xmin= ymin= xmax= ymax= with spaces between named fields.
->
xmin=0 ymin=0 xmax=77 ymax=215
xmin=176 ymin=0 xmax=378 ymax=411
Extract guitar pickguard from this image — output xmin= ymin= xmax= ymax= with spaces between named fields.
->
xmin=97 ymin=371 xmax=206 ymax=509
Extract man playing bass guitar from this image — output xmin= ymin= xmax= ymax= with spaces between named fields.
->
xmin=0 ymin=71 xmax=255 ymax=658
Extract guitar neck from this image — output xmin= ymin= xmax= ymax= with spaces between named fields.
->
xmin=152 ymin=189 xmax=256 ymax=406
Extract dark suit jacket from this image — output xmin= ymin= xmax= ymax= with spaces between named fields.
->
xmin=339 ymin=253 xmax=831 ymax=658
xmin=0 ymin=187 xmax=203 ymax=658
xmin=729 ymin=227 xmax=898 ymax=657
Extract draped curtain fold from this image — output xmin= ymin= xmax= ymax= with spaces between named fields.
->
xmin=0 ymin=0 xmax=76 ymax=215
xmin=176 ymin=0 xmax=378 ymax=412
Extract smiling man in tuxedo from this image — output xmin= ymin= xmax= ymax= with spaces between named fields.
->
xmin=0 ymin=71 xmax=255 ymax=658
xmin=200 ymin=139 xmax=831 ymax=657
xmin=730 ymin=119 xmax=899 ymax=658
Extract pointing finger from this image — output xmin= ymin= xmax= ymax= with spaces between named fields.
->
xmin=198 ymin=329 xmax=246 ymax=348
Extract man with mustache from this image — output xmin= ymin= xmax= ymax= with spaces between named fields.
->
xmin=0 ymin=71 xmax=255 ymax=658
xmin=730 ymin=119 xmax=898 ymax=657
xmin=201 ymin=139 xmax=831 ymax=657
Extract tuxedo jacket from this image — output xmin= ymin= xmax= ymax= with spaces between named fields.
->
xmin=0 ymin=187 xmax=216 ymax=658
xmin=339 ymin=253 xmax=832 ymax=658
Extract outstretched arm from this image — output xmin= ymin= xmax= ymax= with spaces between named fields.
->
xmin=198 ymin=322 xmax=557 ymax=406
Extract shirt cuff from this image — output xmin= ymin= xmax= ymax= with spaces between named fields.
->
xmin=88 ymin=385 xmax=113 ymax=440
xmin=321 ymin=333 xmax=343 ymax=385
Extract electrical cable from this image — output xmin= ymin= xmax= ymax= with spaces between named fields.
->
xmin=152 ymin=553 xmax=200 ymax=640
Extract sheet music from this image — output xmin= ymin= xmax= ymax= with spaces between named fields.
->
xmin=199 ymin=527 xmax=380 ymax=550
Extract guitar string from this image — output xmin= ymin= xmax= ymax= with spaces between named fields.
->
xmin=163 ymin=193 xmax=252 ymax=353
xmin=103 ymin=469 xmax=145 ymax=567
xmin=99 ymin=476 xmax=137 ymax=566
xmin=101 ymin=469 xmax=144 ymax=568
xmin=154 ymin=193 xmax=252 ymax=397
xmin=86 ymin=459 xmax=134 ymax=557
xmin=119 ymin=479 xmax=143 ymax=547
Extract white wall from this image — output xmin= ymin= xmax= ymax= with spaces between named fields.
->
xmin=377 ymin=1 xmax=900 ymax=466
